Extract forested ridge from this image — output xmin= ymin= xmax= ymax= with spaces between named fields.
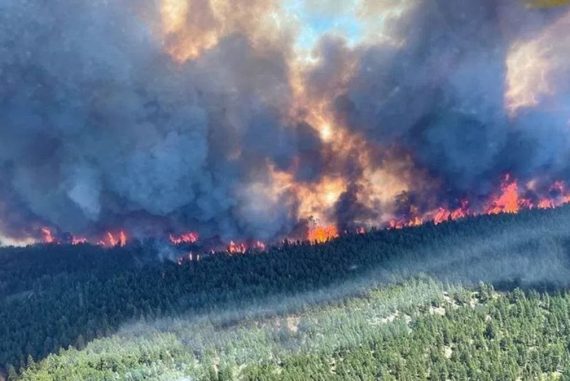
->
xmin=3 ymin=206 xmax=570 ymax=379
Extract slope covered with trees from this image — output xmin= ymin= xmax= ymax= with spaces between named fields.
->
xmin=18 ymin=280 xmax=570 ymax=380
xmin=2 ymin=206 xmax=570 ymax=379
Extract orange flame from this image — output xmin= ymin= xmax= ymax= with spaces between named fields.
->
xmin=227 ymin=240 xmax=247 ymax=254
xmin=388 ymin=176 xmax=570 ymax=230
xmin=41 ymin=227 xmax=55 ymax=244
xmin=169 ymin=232 xmax=200 ymax=245
xmin=307 ymin=225 xmax=339 ymax=243
xmin=21 ymin=175 xmax=570 ymax=253
xmin=486 ymin=175 xmax=520 ymax=215
xmin=226 ymin=240 xmax=267 ymax=254
xmin=98 ymin=231 xmax=128 ymax=248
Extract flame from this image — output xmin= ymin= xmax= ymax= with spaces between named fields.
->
xmin=34 ymin=228 xmax=128 ymax=248
xmin=538 ymin=199 xmax=555 ymax=209
xmin=285 ymin=47 xmax=416 ymax=230
xmin=227 ymin=240 xmax=247 ymax=254
xmin=41 ymin=227 xmax=55 ymax=244
xmin=430 ymin=204 xmax=471 ymax=225
xmin=98 ymin=231 xmax=128 ymax=248
xmin=21 ymin=173 xmax=570 ymax=252
xmin=226 ymin=240 xmax=266 ymax=254
xmin=72 ymin=236 xmax=88 ymax=245
xmin=268 ymin=167 xmax=348 ymax=228
xmin=433 ymin=208 xmax=453 ymax=225
xmin=388 ymin=175 xmax=570 ymax=230
xmin=307 ymin=225 xmax=339 ymax=243
xmin=169 ymin=232 xmax=200 ymax=245
xmin=450 ymin=201 xmax=470 ymax=220
xmin=252 ymin=240 xmax=266 ymax=251
xmin=10 ymin=176 xmax=570 ymax=253
xmin=4 ymin=4 xmax=570 ymax=253
xmin=486 ymin=175 xmax=520 ymax=215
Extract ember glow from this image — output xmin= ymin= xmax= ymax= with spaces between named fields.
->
xmin=1 ymin=1 xmax=570 ymax=249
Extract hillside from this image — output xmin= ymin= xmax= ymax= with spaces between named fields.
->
xmin=18 ymin=280 xmax=570 ymax=380
xmin=3 ymin=206 xmax=570 ymax=379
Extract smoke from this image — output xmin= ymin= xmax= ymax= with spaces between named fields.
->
xmin=1 ymin=0 xmax=570 ymax=243
xmin=0 ymin=0 xmax=305 ymax=242
xmin=323 ymin=1 xmax=570 ymax=195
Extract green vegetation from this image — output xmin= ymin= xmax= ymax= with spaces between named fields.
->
xmin=3 ymin=206 xmax=570 ymax=379
xmin=16 ymin=280 xmax=570 ymax=380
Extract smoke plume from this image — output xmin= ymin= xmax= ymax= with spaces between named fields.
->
xmin=1 ymin=0 xmax=569 ymax=245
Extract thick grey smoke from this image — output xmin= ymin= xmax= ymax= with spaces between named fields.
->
xmin=0 ymin=0 xmax=569 ymax=242
xmin=311 ymin=0 xmax=570 ymax=200
xmin=0 ymin=0 xmax=320 ymax=241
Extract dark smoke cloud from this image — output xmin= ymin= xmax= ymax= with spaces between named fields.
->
xmin=0 ymin=0 xmax=569 ymax=242
xmin=0 ymin=0 xmax=317 ymax=241
xmin=316 ymin=0 xmax=570 ymax=196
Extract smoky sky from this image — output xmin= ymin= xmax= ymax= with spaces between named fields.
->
xmin=0 ymin=0 xmax=311 ymax=241
xmin=0 ymin=0 xmax=569 ymax=242
xmin=319 ymin=0 xmax=570 ymax=196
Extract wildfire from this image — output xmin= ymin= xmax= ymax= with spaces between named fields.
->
xmin=18 ymin=176 xmax=570 ymax=254
xmin=37 ymin=228 xmax=128 ymax=248
xmin=98 ymin=231 xmax=128 ymax=248
xmin=307 ymin=225 xmax=339 ymax=243
xmin=538 ymin=199 xmax=555 ymax=209
xmin=72 ymin=236 xmax=88 ymax=245
xmin=227 ymin=241 xmax=247 ymax=254
xmin=226 ymin=240 xmax=267 ymax=254
xmin=252 ymin=240 xmax=266 ymax=251
xmin=450 ymin=202 xmax=470 ymax=220
xmin=169 ymin=232 xmax=200 ymax=245
xmin=41 ymin=227 xmax=55 ymax=244
xmin=433 ymin=208 xmax=454 ymax=225
xmin=486 ymin=175 xmax=521 ymax=215
xmin=388 ymin=175 xmax=570 ymax=230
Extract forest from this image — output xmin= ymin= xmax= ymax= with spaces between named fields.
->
xmin=3 ymin=206 xmax=570 ymax=380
